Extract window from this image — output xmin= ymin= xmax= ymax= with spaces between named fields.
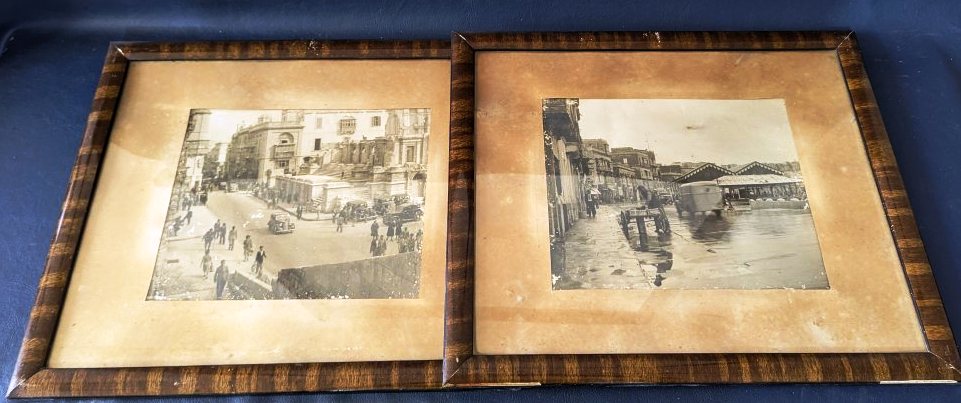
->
xmin=338 ymin=118 xmax=356 ymax=135
xmin=277 ymin=160 xmax=288 ymax=168
xmin=315 ymin=117 xmax=323 ymax=129
xmin=278 ymin=132 xmax=294 ymax=144
xmin=371 ymin=116 xmax=381 ymax=127
xmin=406 ymin=146 xmax=416 ymax=163
xmin=314 ymin=139 xmax=322 ymax=151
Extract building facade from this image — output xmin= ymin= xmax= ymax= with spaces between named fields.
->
xmin=225 ymin=108 xmax=430 ymax=211
xmin=543 ymin=98 xmax=587 ymax=243
xmin=182 ymin=109 xmax=212 ymax=191
xmin=581 ymin=138 xmax=615 ymax=202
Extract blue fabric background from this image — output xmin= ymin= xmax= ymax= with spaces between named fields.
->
xmin=1 ymin=0 xmax=960 ymax=401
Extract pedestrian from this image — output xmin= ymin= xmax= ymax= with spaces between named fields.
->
xmin=336 ymin=214 xmax=344 ymax=233
xmin=377 ymin=235 xmax=387 ymax=256
xmin=415 ymin=229 xmax=423 ymax=251
xmin=172 ymin=218 xmax=182 ymax=236
xmin=201 ymin=251 xmax=213 ymax=279
xmin=214 ymin=260 xmax=229 ymax=299
xmin=218 ymin=222 xmax=227 ymax=245
xmin=370 ymin=236 xmax=378 ymax=257
xmin=253 ymin=246 xmax=266 ymax=275
xmin=203 ymin=228 xmax=214 ymax=251
xmin=184 ymin=210 xmax=193 ymax=225
xmin=296 ymin=204 xmax=303 ymax=220
xmin=584 ymin=191 xmax=596 ymax=219
xmin=243 ymin=235 xmax=253 ymax=261
xmin=370 ymin=220 xmax=380 ymax=238
xmin=228 ymin=226 xmax=237 ymax=250
xmin=386 ymin=219 xmax=396 ymax=240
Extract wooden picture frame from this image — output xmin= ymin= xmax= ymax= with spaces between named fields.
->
xmin=8 ymin=39 xmax=449 ymax=398
xmin=443 ymin=31 xmax=961 ymax=385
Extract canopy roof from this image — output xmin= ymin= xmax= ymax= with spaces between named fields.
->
xmin=716 ymin=174 xmax=800 ymax=187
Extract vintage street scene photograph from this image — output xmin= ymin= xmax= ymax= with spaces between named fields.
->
xmin=148 ymin=108 xmax=431 ymax=300
xmin=543 ymin=98 xmax=828 ymax=290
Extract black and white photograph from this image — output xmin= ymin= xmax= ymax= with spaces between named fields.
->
xmin=148 ymin=108 xmax=431 ymax=300
xmin=544 ymin=98 xmax=827 ymax=290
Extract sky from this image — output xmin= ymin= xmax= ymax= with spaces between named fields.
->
xmin=576 ymin=99 xmax=800 ymax=165
xmin=200 ymin=109 xmax=281 ymax=143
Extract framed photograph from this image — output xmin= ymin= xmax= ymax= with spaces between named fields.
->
xmin=445 ymin=31 xmax=961 ymax=385
xmin=9 ymin=40 xmax=450 ymax=397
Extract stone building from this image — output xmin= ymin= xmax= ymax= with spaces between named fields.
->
xmin=225 ymin=108 xmax=430 ymax=211
xmin=611 ymin=147 xmax=657 ymax=180
xmin=581 ymin=138 xmax=615 ymax=202
xmin=182 ymin=109 xmax=212 ymax=191
xmin=543 ymin=98 xmax=587 ymax=241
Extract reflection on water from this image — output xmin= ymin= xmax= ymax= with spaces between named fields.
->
xmin=650 ymin=208 xmax=828 ymax=289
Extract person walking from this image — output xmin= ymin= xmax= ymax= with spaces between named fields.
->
xmin=218 ymin=221 xmax=227 ymax=245
xmin=201 ymin=251 xmax=213 ymax=280
xmin=336 ymin=214 xmax=344 ymax=233
xmin=584 ymin=191 xmax=597 ymax=219
xmin=370 ymin=220 xmax=380 ymax=238
xmin=253 ymin=246 xmax=266 ymax=276
xmin=242 ymin=235 xmax=253 ymax=261
xmin=214 ymin=260 xmax=229 ymax=299
xmin=377 ymin=235 xmax=387 ymax=256
xmin=296 ymin=204 xmax=303 ymax=220
xmin=184 ymin=210 xmax=193 ymax=225
xmin=228 ymin=226 xmax=237 ymax=250
xmin=370 ymin=236 xmax=379 ymax=257
xmin=386 ymin=219 xmax=396 ymax=240
xmin=203 ymin=228 xmax=214 ymax=252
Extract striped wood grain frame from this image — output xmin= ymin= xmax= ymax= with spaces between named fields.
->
xmin=443 ymin=31 xmax=961 ymax=386
xmin=7 ymin=39 xmax=449 ymax=398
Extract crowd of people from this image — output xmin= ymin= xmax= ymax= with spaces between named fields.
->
xmin=165 ymin=183 xmax=429 ymax=299
xmin=192 ymin=217 xmax=267 ymax=299
xmin=369 ymin=219 xmax=424 ymax=257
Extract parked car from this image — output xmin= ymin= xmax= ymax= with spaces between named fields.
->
xmin=342 ymin=200 xmax=376 ymax=222
xmin=385 ymin=203 xmax=424 ymax=223
xmin=268 ymin=212 xmax=295 ymax=234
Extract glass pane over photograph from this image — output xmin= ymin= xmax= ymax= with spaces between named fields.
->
xmin=148 ymin=108 xmax=431 ymax=300
xmin=543 ymin=98 xmax=827 ymax=290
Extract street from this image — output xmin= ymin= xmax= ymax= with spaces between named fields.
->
xmin=556 ymin=203 xmax=828 ymax=290
xmin=148 ymin=190 xmax=423 ymax=300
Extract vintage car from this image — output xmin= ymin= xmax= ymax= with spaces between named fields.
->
xmin=384 ymin=203 xmax=424 ymax=223
xmin=675 ymin=181 xmax=725 ymax=217
xmin=373 ymin=194 xmax=413 ymax=216
xmin=268 ymin=212 xmax=295 ymax=234
xmin=341 ymin=200 xmax=377 ymax=222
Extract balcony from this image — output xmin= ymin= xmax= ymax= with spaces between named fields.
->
xmin=273 ymin=143 xmax=296 ymax=159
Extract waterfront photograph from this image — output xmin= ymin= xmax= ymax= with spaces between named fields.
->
xmin=543 ymin=98 xmax=828 ymax=290
xmin=147 ymin=108 xmax=431 ymax=300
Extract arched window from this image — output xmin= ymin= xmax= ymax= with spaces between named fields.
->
xmin=278 ymin=132 xmax=294 ymax=144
